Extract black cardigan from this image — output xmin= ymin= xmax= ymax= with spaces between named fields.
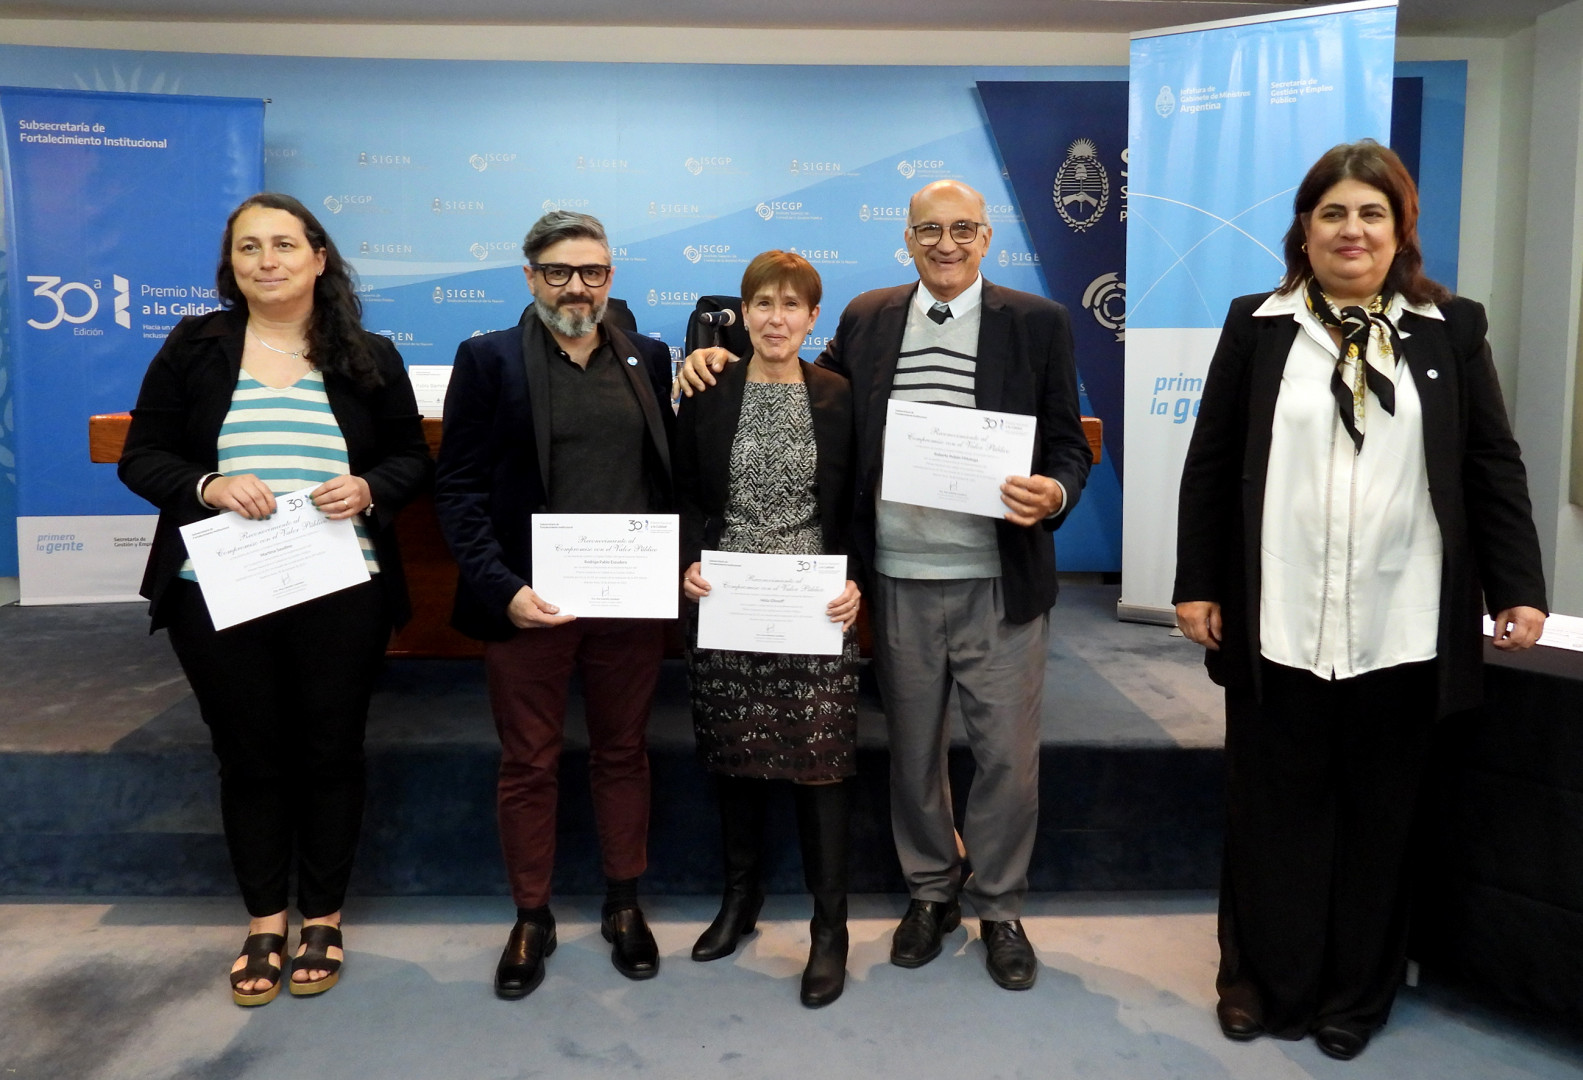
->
xmin=675 ymin=359 xmax=856 ymax=577
xmin=118 ymin=308 xmax=433 ymax=630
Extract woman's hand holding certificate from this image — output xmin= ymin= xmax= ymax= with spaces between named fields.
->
xmin=695 ymin=551 xmax=849 ymax=656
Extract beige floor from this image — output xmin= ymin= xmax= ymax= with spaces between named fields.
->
xmin=2 ymin=893 xmax=1578 ymax=1080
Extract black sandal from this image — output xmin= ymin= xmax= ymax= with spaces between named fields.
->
xmin=289 ymin=923 xmax=343 ymax=997
xmin=230 ymin=932 xmax=286 ymax=1007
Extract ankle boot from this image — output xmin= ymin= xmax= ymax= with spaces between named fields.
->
xmin=794 ymin=779 xmax=850 ymax=1007
xmin=693 ymin=776 xmax=768 ymax=961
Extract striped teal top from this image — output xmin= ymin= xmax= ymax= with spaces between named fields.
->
xmin=180 ymin=369 xmax=380 ymax=580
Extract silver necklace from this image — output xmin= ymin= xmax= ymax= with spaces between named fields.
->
xmin=248 ymin=326 xmax=306 ymax=359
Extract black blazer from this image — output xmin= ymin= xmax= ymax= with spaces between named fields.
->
xmin=434 ymin=308 xmax=675 ymax=641
xmin=815 ymin=280 xmax=1092 ymax=624
xmin=1173 ymin=292 xmax=1548 ymax=717
xmin=118 ymin=308 xmax=433 ymax=630
xmin=675 ymin=359 xmax=855 ymax=568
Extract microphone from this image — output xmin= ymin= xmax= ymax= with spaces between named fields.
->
xmin=696 ymin=309 xmax=736 ymax=327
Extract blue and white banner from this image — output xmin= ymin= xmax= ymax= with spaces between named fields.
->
xmin=1120 ymin=0 xmax=1398 ymax=620
xmin=1 ymin=87 xmax=263 ymax=602
xmin=0 ymin=50 xmax=1130 ymax=575
xmin=979 ymin=79 xmax=1128 ymax=571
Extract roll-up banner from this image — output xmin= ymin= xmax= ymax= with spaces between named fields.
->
xmin=1120 ymin=0 xmax=1398 ymax=623
xmin=0 ymin=88 xmax=264 ymax=603
xmin=979 ymin=80 xmax=1127 ymax=572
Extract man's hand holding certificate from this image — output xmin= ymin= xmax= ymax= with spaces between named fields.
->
xmin=531 ymin=514 xmax=679 ymax=619
xmin=180 ymin=485 xmax=371 ymax=630
xmin=881 ymin=399 xmax=1040 ymax=519
xmin=693 ymin=551 xmax=850 ymax=656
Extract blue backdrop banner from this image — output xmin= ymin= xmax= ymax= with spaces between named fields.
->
xmin=1120 ymin=0 xmax=1398 ymax=619
xmin=1 ymin=87 xmax=263 ymax=601
xmin=979 ymin=79 xmax=1128 ymax=572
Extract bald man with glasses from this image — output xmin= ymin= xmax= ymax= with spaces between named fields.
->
xmin=679 ymin=180 xmax=1092 ymax=990
xmin=436 ymin=210 xmax=676 ymax=1000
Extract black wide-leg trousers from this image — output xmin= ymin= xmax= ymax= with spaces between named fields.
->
xmin=1218 ymin=657 xmax=1437 ymax=1039
xmin=166 ymin=578 xmax=390 ymax=918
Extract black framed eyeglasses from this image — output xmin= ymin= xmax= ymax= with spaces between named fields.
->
xmin=909 ymin=221 xmax=986 ymax=246
xmin=531 ymin=263 xmax=612 ymax=287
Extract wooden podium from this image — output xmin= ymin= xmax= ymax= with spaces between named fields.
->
xmin=90 ymin=413 xmax=1102 ymax=658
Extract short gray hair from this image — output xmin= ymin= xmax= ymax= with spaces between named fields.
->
xmin=522 ymin=210 xmax=608 ymax=262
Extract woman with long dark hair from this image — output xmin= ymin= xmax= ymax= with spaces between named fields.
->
xmin=1174 ymin=141 xmax=1546 ymax=1059
xmin=120 ymin=193 xmax=431 ymax=1005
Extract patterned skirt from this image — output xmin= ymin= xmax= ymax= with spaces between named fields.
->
xmin=686 ymin=609 xmax=859 ymax=781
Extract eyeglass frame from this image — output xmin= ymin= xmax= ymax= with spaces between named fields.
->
xmin=907 ymin=220 xmax=988 ymax=246
xmin=529 ymin=262 xmax=613 ymax=287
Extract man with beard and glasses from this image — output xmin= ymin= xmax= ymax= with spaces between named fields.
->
xmin=435 ymin=211 xmax=675 ymax=999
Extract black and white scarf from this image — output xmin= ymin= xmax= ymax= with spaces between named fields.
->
xmin=1304 ymin=277 xmax=1406 ymax=453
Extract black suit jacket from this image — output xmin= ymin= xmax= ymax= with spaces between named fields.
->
xmin=434 ymin=308 xmax=675 ymax=641
xmin=675 ymin=359 xmax=855 ymax=567
xmin=118 ymin=308 xmax=433 ymax=630
xmin=815 ymin=280 xmax=1092 ymax=624
xmin=1173 ymin=292 xmax=1548 ymax=717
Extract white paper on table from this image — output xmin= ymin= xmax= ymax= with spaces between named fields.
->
xmin=531 ymin=513 xmax=679 ymax=619
xmin=408 ymin=365 xmax=453 ymax=418
xmin=1484 ymin=610 xmax=1583 ymax=652
xmin=179 ymin=486 xmax=371 ymax=630
xmin=881 ymin=399 xmax=1037 ymax=519
xmin=696 ymin=550 xmax=846 ymax=656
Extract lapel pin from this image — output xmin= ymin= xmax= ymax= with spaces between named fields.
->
xmin=1426 ymin=369 xmax=1439 ymax=380
xmin=626 ymin=356 xmax=639 ymax=367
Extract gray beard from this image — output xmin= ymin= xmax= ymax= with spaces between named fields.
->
xmin=534 ymin=294 xmax=605 ymax=339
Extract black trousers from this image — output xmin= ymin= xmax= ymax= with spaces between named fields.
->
xmin=1218 ymin=658 xmax=1437 ymax=1039
xmin=166 ymin=579 xmax=390 ymax=918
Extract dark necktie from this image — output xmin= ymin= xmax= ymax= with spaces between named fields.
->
xmin=927 ymin=301 xmax=953 ymax=325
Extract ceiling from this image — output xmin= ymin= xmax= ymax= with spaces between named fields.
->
xmin=0 ymin=0 xmax=1571 ymax=35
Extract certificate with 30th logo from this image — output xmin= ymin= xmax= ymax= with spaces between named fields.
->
xmin=531 ymin=514 xmax=679 ymax=619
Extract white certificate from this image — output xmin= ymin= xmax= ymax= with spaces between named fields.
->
xmin=407 ymin=364 xmax=453 ymax=418
xmin=881 ymin=399 xmax=1037 ymax=518
xmin=696 ymin=551 xmax=847 ymax=656
xmin=179 ymin=486 xmax=371 ymax=630
xmin=531 ymin=514 xmax=679 ymax=619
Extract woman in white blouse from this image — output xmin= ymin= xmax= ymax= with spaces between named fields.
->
xmin=1173 ymin=140 xmax=1546 ymax=1060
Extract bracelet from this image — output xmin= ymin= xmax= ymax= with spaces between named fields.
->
xmin=196 ymin=472 xmax=223 ymax=509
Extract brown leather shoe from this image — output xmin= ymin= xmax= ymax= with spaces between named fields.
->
xmin=1216 ymin=1001 xmax=1264 ymax=1041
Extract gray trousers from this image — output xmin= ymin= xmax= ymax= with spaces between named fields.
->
xmin=871 ymin=573 xmax=1049 ymax=921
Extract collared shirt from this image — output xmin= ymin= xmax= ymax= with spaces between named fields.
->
xmin=911 ymin=273 xmax=984 ymax=323
xmin=543 ymin=322 xmax=656 ymax=515
xmin=1255 ymin=288 xmax=1444 ymax=679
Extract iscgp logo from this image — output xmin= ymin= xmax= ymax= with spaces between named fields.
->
xmin=469 ymin=154 xmax=488 ymax=172
xmin=469 ymin=241 xmax=517 ymax=261
xmin=756 ymin=202 xmax=774 ymax=221
xmin=684 ymin=157 xmax=703 ymax=176
xmin=324 ymin=195 xmax=343 ymax=214
xmin=1083 ymin=272 xmax=1126 ymax=341
xmin=683 ymin=245 xmax=702 ymax=264
xmin=26 ymin=275 xmax=130 ymax=330
xmin=893 ymin=248 xmax=913 ymax=266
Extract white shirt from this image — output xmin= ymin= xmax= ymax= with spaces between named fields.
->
xmin=911 ymin=274 xmax=983 ymax=321
xmin=1255 ymin=289 xmax=1444 ymax=679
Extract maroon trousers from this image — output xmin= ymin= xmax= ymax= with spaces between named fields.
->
xmin=484 ymin=618 xmax=664 ymax=908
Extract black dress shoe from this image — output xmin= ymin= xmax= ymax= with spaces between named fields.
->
xmin=890 ymin=898 xmax=962 ymax=968
xmin=1314 ymin=1025 xmax=1369 ymax=1061
xmin=1215 ymin=1002 xmax=1264 ymax=1041
xmin=980 ymin=919 xmax=1037 ymax=990
xmin=601 ymin=906 xmax=659 ymax=980
xmin=495 ymin=919 xmax=556 ymax=1000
